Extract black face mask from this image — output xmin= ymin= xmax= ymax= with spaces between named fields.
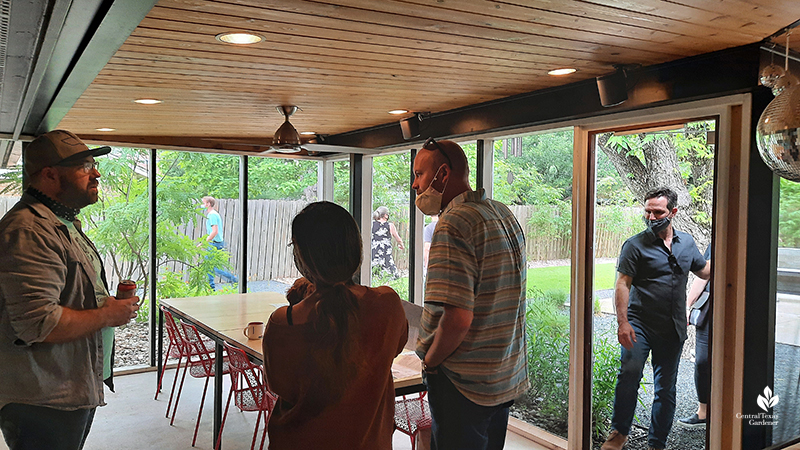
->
xmin=644 ymin=216 xmax=671 ymax=234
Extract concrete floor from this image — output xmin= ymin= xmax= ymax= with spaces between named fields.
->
xmin=0 ymin=369 xmax=543 ymax=450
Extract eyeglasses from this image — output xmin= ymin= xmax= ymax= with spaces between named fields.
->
xmin=422 ymin=137 xmax=452 ymax=167
xmin=668 ymin=253 xmax=683 ymax=275
xmin=57 ymin=160 xmax=99 ymax=174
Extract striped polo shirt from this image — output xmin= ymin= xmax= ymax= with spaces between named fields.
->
xmin=416 ymin=188 xmax=529 ymax=406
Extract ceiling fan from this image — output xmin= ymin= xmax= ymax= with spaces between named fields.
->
xmin=264 ymin=105 xmax=372 ymax=156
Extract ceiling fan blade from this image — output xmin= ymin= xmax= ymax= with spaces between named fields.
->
xmin=303 ymin=143 xmax=375 ymax=155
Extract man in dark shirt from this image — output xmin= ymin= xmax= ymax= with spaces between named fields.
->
xmin=602 ymin=187 xmax=710 ymax=450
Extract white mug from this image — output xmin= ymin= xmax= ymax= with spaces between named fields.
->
xmin=243 ymin=321 xmax=264 ymax=340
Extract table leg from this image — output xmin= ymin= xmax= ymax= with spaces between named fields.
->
xmin=214 ymin=342 xmax=223 ymax=449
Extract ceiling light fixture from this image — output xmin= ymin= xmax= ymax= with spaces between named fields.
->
xmin=134 ymin=98 xmax=162 ymax=105
xmin=271 ymin=105 xmax=303 ymax=153
xmin=399 ymin=112 xmax=430 ymax=140
xmin=215 ymin=32 xmax=264 ymax=45
xmin=389 ymin=109 xmax=409 ymax=115
xmin=548 ymin=68 xmax=577 ymax=76
xmin=596 ymin=66 xmax=628 ymax=107
xmin=300 ymin=131 xmax=316 ymax=135
xmin=95 ymin=127 xmax=116 ymax=132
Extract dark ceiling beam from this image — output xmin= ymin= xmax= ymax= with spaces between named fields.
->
xmin=32 ymin=0 xmax=158 ymax=135
xmin=325 ymin=43 xmax=763 ymax=149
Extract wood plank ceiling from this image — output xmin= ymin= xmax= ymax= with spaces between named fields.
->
xmin=57 ymin=0 xmax=800 ymax=154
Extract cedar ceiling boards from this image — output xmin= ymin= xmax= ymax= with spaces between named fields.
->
xmin=4 ymin=0 xmax=800 ymax=158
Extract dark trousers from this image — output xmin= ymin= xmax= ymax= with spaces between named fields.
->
xmin=0 ymin=403 xmax=96 ymax=450
xmin=610 ymin=321 xmax=683 ymax=449
xmin=694 ymin=322 xmax=710 ymax=404
xmin=423 ymin=370 xmax=512 ymax=450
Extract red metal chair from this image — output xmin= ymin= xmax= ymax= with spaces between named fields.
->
xmin=174 ymin=322 xmax=230 ymax=447
xmin=155 ymin=307 xmax=214 ymax=420
xmin=215 ymin=343 xmax=278 ymax=450
xmin=394 ymin=392 xmax=432 ymax=450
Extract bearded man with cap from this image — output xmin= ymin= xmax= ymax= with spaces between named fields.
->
xmin=411 ymin=137 xmax=528 ymax=450
xmin=601 ymin=187 xmax=710 ymax=450
xmin=0 ymin=130 xmax=139 ymax=450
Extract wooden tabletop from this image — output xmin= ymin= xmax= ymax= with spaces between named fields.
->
xmin=161 ymin=291 xmax=424 ymax=392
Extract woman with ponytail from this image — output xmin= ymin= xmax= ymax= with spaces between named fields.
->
xmin=262 ymin=201 xmax=408 ymax=449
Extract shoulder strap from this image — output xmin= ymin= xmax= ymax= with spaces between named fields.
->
xmin=286 ymin=304 xmax=294 ymax=326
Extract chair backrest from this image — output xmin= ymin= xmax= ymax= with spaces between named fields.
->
xmin=181 ymin=321 xmax=215 ymax=376
xmin=161 ymin=307 xmax=186 ymax=351
xmin=223 ymin=343 xmax=273 ymax=411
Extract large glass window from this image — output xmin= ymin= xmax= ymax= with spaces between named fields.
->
xmin=492 ymin=130 xmax=574 ymax=441
xmin=370 ymin=152 xmax=411 ymax=301
xmin=246 ymin=157 xmax=318 ymax=294
xmin=772 ymin=177 xmax=800 ymax=445
xmin=0 ymin=148 xmax=155 ymax=369
xmin=155 ymin=151 xmax=240 ymax=300
xmin=592 ymin=121 xmax=715 ymax=449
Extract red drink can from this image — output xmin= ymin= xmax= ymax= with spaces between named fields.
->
xmin=116 ymin=280 xmax=137 ymax=299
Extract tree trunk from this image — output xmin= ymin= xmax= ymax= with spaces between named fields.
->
xmin=597 ymin=133 xmax=713 ymax=251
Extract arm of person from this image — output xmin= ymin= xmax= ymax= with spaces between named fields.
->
xmin=207 ymin=224 xmax=219 ymax=242
xmin=43 ymin=296 xmax=140 ymax=343
xmin=422 ymin=304 xmax=473 ymax=368
xmin=615 ymin=273 xmax=636 ymax=350
xmin=694 ymin=260 xmax=711 ymax=280
xmin=422 ymin=242 xmax=431 ymax=268
xmin=389 ymin=223 xmax=404 ymax=249
xmin=686 ymin=275 xmax=709 ymax=321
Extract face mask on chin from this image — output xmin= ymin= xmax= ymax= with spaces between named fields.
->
xmin=415 ymin=165 xmax=448 ymax=216
xmin=644 ymin=215 xmax=672 ymax=234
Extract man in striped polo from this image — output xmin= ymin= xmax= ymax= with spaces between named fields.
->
xmin=412 ymin=138 xmax=528 ymax=450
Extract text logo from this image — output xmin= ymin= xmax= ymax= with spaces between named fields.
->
xmin=757 ymin=386 xmax=779 ymax=412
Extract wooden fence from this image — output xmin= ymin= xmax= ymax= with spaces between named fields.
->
xmin=0 ymin=196 xmax=639 ymax=285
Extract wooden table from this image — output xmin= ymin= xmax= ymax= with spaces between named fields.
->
xmin=160 ymin=291 xmax=424 ymax=447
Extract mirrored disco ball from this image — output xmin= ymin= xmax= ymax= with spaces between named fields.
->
xmin=757 ymin=84 xmax=800 ymax=182
xmin=760 ymin=63 xmax=785 ymax=89
xmin=772 ymin=73 xmax=799 ymax=96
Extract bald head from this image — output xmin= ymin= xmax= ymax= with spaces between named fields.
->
xmin=419 ymin=139 xmax=469 ymax=183
xmin=412 ymin=138 xmax=473 ymax=212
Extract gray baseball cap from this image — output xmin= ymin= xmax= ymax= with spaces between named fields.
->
xmin=24 ymin=130 xmax=111 ymax=175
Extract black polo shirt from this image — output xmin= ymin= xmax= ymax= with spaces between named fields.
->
xmin=617 ymin=227 xmax=706 ymax=342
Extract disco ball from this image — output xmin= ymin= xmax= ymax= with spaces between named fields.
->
xmin=772 ymin=73 xmax=799 ymax=96
xmin=760 ymin=63 xmax=785 ymax=89
xmin=756 ymin=84 xmax=800 ymax=182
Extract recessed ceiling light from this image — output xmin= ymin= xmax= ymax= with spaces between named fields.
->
xmin=388 ymin=109 xmax=409 ymax=115
xmin=215 ymin=32 xmax=264 ymax=45
xmin=134 ymin=98 xmax=162 ymax=105
xmin=95 ymin=128 xmax=116 ymax=132
xmin=300 ymin=131 xmax=316 ymax=136
xmin=548 ymin=68 xmax=577 ymax=76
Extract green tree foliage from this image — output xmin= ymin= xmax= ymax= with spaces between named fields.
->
xmin=597 ymin=121 xmax=715 ymax=248
xmin=492 ymin=130 xmax=573 ymax=206
xmin=779 ymin=178 xmax=800 ymax=248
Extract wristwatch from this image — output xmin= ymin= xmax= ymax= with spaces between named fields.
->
xmin=422 ymin=361 xmax=439 ymax=374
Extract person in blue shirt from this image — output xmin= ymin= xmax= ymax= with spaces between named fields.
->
xmin=201 ymin=196 xmax=238 ymax=290
xmin=602 ymin=187 xmax=710 ymax=450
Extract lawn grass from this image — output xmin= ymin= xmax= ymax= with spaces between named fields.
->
xmin=527 ymin=262 xmax=616 ymax=293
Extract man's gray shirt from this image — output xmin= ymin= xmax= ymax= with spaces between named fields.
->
xmin=0 ymin=193 xmax=107 ymax=410
xmin=617 ymin=227 xmax=706 ymax=341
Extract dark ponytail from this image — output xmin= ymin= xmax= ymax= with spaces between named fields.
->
xmin=286 ymin=202 xmax=364 ymax=418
